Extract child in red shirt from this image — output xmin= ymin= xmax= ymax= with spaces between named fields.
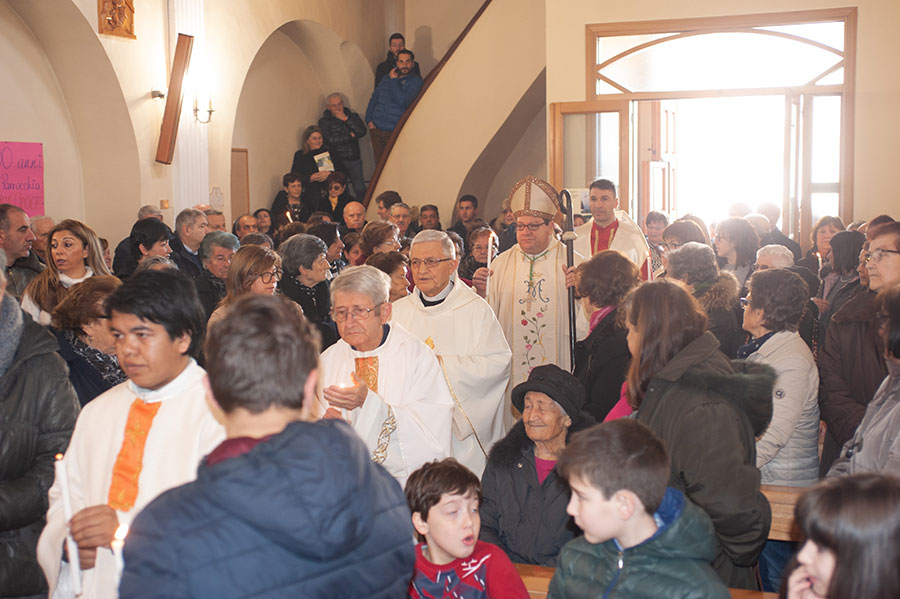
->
xmin=406 ymin=459 xmax=529 ymax=599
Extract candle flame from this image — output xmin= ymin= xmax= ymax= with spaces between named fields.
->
xmin=114 ymin=524 xmax=129 ymax=542
xmin=55 ymin=453 xmax=64 ymax=461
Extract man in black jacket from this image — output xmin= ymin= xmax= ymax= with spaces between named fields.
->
xmin=169 ymin=208 xmax=209 ymax=278
xmin=374 ymin=32 xmax=421 ymax=86
xmin=319 ymin=93 xmax=368 ymax=200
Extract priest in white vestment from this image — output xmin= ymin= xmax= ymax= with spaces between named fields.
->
xmin=392 ymin=230 xmax=511 ymax=477
xmin=37 ymin=270 xmax=225 ymax=599
xmin=573 ymin=179 xmax=651 ymax=278
xmin=318 ymin=265 xmax=453 ymax=485
xmin=474 ymin=177 xmax=588 ymax=391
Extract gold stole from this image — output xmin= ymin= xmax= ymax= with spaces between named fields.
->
xmin=355 ymin=356 xmax=396 ymax=464
xmin=107 ymin=399 xmax=162 ymax=511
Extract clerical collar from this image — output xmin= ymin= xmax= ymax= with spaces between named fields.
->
xmin=419 ymin=279 xmax=454 ymax=307
xmin=350 ymin=324 xmax=390 ymax=352
xmin=128 ymin=358 xmax=199 ymax=403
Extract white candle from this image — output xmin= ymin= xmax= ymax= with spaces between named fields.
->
xmin=816 ymin=251 xmax=823 ymax=273
xmin=111 ymin=524 xmax=129 ymax=574
xmin=54 ymin=454 xmax=82 ymax=596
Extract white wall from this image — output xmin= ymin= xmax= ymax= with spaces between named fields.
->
xmin=546 ymin=0 xmax=900 ymax=222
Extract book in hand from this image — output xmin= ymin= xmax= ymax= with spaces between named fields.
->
xmin=315 ymin=151 xmax=335 ymax=172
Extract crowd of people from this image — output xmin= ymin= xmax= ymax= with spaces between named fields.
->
xmin=2 ymin=34 xmax=900 ymax=599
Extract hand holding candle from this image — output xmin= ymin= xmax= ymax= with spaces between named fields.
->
xmin=55 ymin=454 xmax=82 ymax=595
xmin=111 ymin=524 xmax=129 ymax=573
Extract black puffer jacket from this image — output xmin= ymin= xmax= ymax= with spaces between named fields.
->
xmin=318 ymin=108 xmax=368 ymax=162
xmin=636 ymin=331 xmax=774 ymax=590
xmin=480 ymin=418 xmax=595 ymax=567
xmin=573 ymin=308 xmax=630 ymax=421
xmin=0 ymin=308 xmax=79 ymax=596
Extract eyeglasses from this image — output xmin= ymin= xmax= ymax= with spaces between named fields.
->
xmin=409 ymin=257 xmax=453 ymax=269
xmin=739 ymin=297 xmax=751 ymax=309
xmin=864 ymin=248 xmax=900 ymax=264
xmin=376 ymin=238 xmax=401 ymax=250
xmin=517 ymin=222 xmax=548 ymax=232
xmin=662 ymin=241 xmax=682 ymax=252
xmin=256 ymin=269 xmax=283 ymax=284
xmin=331 ymin=303 xmax=383 ymax=322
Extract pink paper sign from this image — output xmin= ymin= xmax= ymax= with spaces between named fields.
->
xmin=0 ymin=141 xmax=45 ymax=215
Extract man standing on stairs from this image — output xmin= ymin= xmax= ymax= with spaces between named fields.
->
xmin=366 ymin=49 xmax=423 ymax=164
xmin=374 ymin=33 xmax=421 ymax=86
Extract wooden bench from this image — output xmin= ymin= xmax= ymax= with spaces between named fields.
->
xmin=514 ymin=563 xmax=778 ymax=598
xmin=760 ymin=484 xmax=806 ymax=542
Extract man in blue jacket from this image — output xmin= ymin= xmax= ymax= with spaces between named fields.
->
xmin=366 ymin=49 xmax=423 ymax=163
xmin=119 ymin=294 xmax=416 ymax=599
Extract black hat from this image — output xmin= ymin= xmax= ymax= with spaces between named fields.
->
xmin=511 ymin=364 xmax=588 ymax=426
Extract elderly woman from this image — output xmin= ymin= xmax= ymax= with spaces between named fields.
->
xmin=573 ymin=250 xmax=640 ymax=421
xmin=458 ymin=225 xmax=497 ymax=281
xmin=365 ymin=251 xmax=409 ymax=302
xmin=740 ymin=268 xmax=820 ymax=591
xmin=21 ymin=219 xmax=112 ymax=324
xmin=195 ymin=231 xmax=240 ymax=318
xmin=50 ymin=275 xmax=126 ymax=406
xmin=357 ymin=221 xmax=401 ymax=265
xmin=667 ymin=241 xmax=744 ymax=358
xmin=626 ymin=279 xmax=774 ymax=589
xmin=252 ymin=208 xmax=273 ymax=236
xmin=480 ymin=365 xmax=596 ymax=566
xmin=714 ymin=217 xmax=760 ymax=292
xmin=208 ymin=245 xmax=282 ymax=328
xmin=828 ymin=283 xmax=900 ymax=478
xmin=278 ymin=233 xmax=337 ymax=348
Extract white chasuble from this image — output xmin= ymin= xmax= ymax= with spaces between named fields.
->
xmin=317 ymin=323 xmax=453 ymax=486
xmin=38 ymin=361 xmax=225 ymax=599
xmin=487 ymin=238 xmax=587 ymax=392
xmin=392 ymin=279 xmax=511 ymax=477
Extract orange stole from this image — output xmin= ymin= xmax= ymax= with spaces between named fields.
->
xmin=354 ymin=356 xmax=379 ymax=392
xmin=107 ymin=399 xmax=162 ymax=511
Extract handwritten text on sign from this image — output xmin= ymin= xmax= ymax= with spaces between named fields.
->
xmin=0 ymin=141 xmax=45 ymax=215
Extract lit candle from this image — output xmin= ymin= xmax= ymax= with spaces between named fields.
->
xmin=54 ymin=454 xmax=82 ymax=596
xmin=816 ymin=251 xmax=823 ymax=273
xmin=285 ymin=210 xmax=293 ymax=223
xmin=111 ymin=524 xmax=129 ymax=573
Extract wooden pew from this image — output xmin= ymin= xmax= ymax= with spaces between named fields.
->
xmin=514 ymin=563 xmax=778 ymax=599
xmin=760 ymin=484 xmax=806 ymax=542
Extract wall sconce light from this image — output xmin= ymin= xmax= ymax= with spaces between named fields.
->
xmin=193 ymin=97 xmax=213 ymax=124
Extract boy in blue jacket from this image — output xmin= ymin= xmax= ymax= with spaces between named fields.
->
xmin=549 ymin=419 xmax=729 ymax=599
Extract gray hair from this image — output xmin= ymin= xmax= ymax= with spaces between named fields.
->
xmin=200 ymin=231 xmax=240 ymax=263
xmin=0 ymin=248 xmax=6 ymax=279
xmin=29 ymin=215 xmax=53 ymax=232
xmin=326 ymin=92 xmax=343 ymax=103
xmin=137 ymin=205 xmax=163 ymax=220
xmin=134 ymin=256 xmax=178 ymax=272
xmin=756 ymin=244 xmax=795 ymax=268
xmin=411 ymin=229 xmax=456 ymax=258
xmin=330 ymin=265 xmax=389 ymax=306
xmin=278 ymin=234 xmax=327 ymax=274
xmin=203 ymin=208 xmax=223 ymax=217
xmin=667 ymin=241 xmax=718 ymax=286
xmin=175 ymin=208 xmax=205 ymax=234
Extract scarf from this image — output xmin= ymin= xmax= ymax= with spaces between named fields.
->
xmin=736 ymin=331 xmax=776 ymax=359
xmin=589 ymin=305 xmax=616 ymax=332
xmin=63 ymin=328 xmax=127 ymax=388
xmin=204 ymin=267 xmax=226 ymax=296
xmin=0 ymin=294 xmax=24 ymax=376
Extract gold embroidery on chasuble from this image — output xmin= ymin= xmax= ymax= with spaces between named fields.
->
xmin=355 ymin=357 xmax=396 ymax=464
xmin=107 ymin=398 xmax=162 ymax=511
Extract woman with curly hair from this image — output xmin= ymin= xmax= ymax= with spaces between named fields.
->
xmin=207 ymin=244 xmax=282 ymax=328
xmin=714 ymin=217 xmax=760 ymax=291
xmin=356 ymin=221 xmax=400 ymax=265
xmin=21 ymin=219 xmax=111 ymax=324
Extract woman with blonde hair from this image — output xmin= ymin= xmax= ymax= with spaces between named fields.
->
xmin=21 ymin=219 xmax=111 ymax=324
xmin=207 ymin=245 xmax=282 ymax=327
